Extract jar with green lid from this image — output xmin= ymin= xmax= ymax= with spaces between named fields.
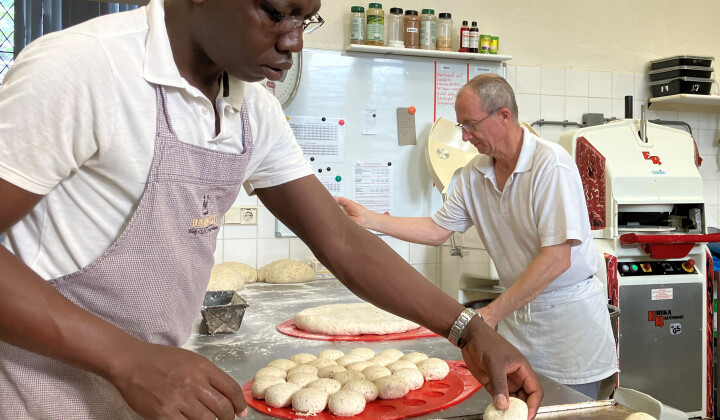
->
xmin=490 ymin=36 xmax=499 ymax=54
xmin=350 ymin=6 xmax=365 ymax=45
xmin=419 ymin=9 xmax=437 ymax=50
xmin=365 ymin=3 xmax=384 ymax=46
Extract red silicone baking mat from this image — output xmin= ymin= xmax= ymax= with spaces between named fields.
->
xmin=243 ymin=360 xmax=481 ymax=419
xmin=277 ymin=320 xmax=438 ymax=341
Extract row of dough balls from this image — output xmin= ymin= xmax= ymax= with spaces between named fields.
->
xmin=251 ymin=348 xmax=450 ymax=416
xmin=207 ymin=259 xmax=316 ymax=291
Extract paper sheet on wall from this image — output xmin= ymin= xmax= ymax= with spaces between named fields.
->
xmin=362 ymin=108 xmax=378 ymax=135
xmin=353 ymin=161 xmax=393 ymax=214
xmin=469 ymin=64 xmax=493 ymax=79
xmin=434 ymin=62 xmax=468 ymax=121
xmin=287 ymin=115 xmax=345 ymax=163
xmin=317 ymin=175 xmax=345 ymax=197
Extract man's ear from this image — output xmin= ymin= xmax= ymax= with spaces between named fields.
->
xmin=498 ymin=107 xmax=512 ymax=122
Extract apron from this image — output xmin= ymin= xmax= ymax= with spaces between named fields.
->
xmin=497 ymin=276 xmax=619 ymax=385
xmin=0 ymin=84 xmax=253 ymax=419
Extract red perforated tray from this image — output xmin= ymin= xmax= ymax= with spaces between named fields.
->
xmin=277 ymin=320 xmax=438 ymax=341
xmin=243 ymin=360 xmax=481 ymax=419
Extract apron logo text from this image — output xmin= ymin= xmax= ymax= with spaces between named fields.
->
xmin=189 ymin=214 xmax=219 ymax=235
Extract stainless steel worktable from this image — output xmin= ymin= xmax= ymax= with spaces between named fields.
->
xmin=184 ymin=279 xmax=630 ymax=419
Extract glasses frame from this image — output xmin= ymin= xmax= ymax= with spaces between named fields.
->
xmin=455 ymin=107 xmax=502 ymax=133
xmin=260 ymin=0 xmax=325 ymax=34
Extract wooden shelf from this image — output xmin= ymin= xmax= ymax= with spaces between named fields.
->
xmin=648 ymin=94 xmax=720 ymax=113
xmin=345 ymin=44 xmax=512 ymax=62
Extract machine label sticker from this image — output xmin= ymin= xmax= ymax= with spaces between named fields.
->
xmin=648 ymin=309 xmax=684 ymax=327
xmin=670 ymin=323 xmax=682 ymax=335
xmin=650 ymin=169 xmax=667 ymax=175
xmin=651 ymin=288 xmax=673 ymax=300
xmin=642 ymin=151 xmax=662 ymax=165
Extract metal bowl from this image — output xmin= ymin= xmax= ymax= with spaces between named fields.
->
xmin=200 ymin=290 xmax=249 ymax=335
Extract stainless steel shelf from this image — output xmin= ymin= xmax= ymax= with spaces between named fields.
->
xmin=345 ymin=44 xmax=512 ymax=62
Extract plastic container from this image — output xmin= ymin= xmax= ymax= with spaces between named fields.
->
xmin=614 ymin=387 xmax=689 ymax=420
xmin=386 ymin=7 xmax=404 ymax=48
xmin=436 ymin=13 xmax=452 ymax=51
xmin=468 ymin=21 xmax=479 ymax=53
xmin=479 ymin=34 xmax=491 ymax=54
xmin=459 ymin=20 xmax=469 ymax=52
xmin=649 ymin=65 xmax=714 ymax=82
xmin=650 ymin=55 xmax=714 ymax=70
xmin=350 ymin=6 xmax=365 ymax=45
xmin=404 ymin=10 xmax=420 ymax=49
xmin=649 ymin=76 xmax=713 ymax=97
xmin=489 ymin=36 xmax=499 ymax=54
xmin=419 ymin=9 xmax=437 ymax=50
xmin=365 ymin=3 xmax=384 ymax=46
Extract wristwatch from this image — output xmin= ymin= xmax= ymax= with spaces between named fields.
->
xmin=448 ymin=307 xmax=481 ymax=348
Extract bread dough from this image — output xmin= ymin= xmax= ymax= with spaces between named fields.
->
xmin=292 ymin=387 xmax=328 ymax=415
xmin=378 ymin=349 xmax=405 ymax=362
xmin=254 ymin=366 xmax=287 ymax=380
xmin=332 ymin=370 xmax=365 ymax=385
xmin=265 ymin=382 xmax=301 ymax=408
xmin=387 ymin=360 xmax=418 ymax=372
xmin=265 ymin=259 xmax=315 ymax=284
xmin=287 ymin=365 xmax=318 ymax=376
xmin=251 ymin=376 xmax=285 ymax=399
xmin=328 ymin=390 xmax=366 ymax=417
xmin=318 ymin=365 xmax=347 ymax=379
xmin=417 ymin=358 xmax=450 ymax=380
xmin=345 ymin=361 xmax=375 ymax=373
xmin=307 ymin=378 xmax=342 ymax=395
xmin=484 ymin=397 xmax=528 ymax=420
xmin=368 ymin=355 xmax=394 ymax=367
xmin=400 ymin=352 xmax=428 ymax=364
xmin=267 ymin=359 xmax=297 ymax=372
xmin=335 ymin=355 xmax=364 ymax=367
xmin=317 ymin=349 xmax=345 ymax=361
xmin=347 ymin=347 xmax=376 ymax=361
xmin=207 ymin=264 xmax=244 ymax=291
xmin=375 ymin=375 xmax=410 ymax=400
xmin=625 ymin=414 xmax=657 ymax=420
xmin=218 ymin=262 xmax=258 ymax=284
xmin=342 ymin=379 xmax=378 ymax=402
xmin=393 ymin=368 xmax=424 ymax=390
xmin=295 ymin=303 xmax=419 ymax=336
xmin=290 ymin=353 xmax=317 ymax=364
xmin=287 ymin=372 xmax=319 ymax=387
xmin=362 ymin=365 xmax=392 ymax=382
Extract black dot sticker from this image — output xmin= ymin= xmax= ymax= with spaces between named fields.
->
xmin=310 ymin=157 xmax=315 ymax=161
xmin=318 ymin=169 xmax=323 ymax=173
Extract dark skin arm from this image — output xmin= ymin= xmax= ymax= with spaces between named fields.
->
xmin=256 ymin=175 xmax=543 ymax=418
xmin=0 ymin=178 xmax=246 ymax=420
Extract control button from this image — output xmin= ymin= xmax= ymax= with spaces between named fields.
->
xmin=682 ymin=259 xmax=696 ymax=273
xmin=620 ymin=264 xmax=630 ymax=273
xmin=641 ymin=263 xmax=652 ymax=273
xmin=631 ymin=264 xmax=639 ymax=273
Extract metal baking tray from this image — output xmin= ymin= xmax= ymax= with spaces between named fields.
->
xmin=200 ymin=290 xmax=249 ymax=335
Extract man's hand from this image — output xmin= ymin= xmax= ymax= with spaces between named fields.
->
xmin=334 ymin=196 xmax=372 ymax=228
xmin=109 ymin=342 xmax=246 ymax=420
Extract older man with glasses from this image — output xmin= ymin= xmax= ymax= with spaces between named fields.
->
xmin=337 ymin=73 xmax=618 ymax=399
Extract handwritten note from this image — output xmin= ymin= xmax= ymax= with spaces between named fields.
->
xmin=434 ymin=62 xmax=468 ymax=121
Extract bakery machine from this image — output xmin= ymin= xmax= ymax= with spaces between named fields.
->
xmin=559 ymin=116 xmax=719 ymax=418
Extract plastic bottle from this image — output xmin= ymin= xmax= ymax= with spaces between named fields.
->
xmin=365 ymin=3 xmax=384 ymax=46
xmin=436 ymin=13 xmax=452 ymax=51
xmin=468 ymin=21 xmax=479 ymax=53
xmin=350 ymin=6 xmax=365 ymax=45
xmin=403 ymin=10 xmax=420 ymax=49
xmin=490 ymin=36 xmax=499 ymax=54
xmin=480 ymin=34 xmax=492 ymax=54
xmin=386 ymin=7 xmax=404 ymax=48
xmin=419 ymin=9 xmax=437 ymax=50
xmin=459 ymin=20 xmax=469 ymax=52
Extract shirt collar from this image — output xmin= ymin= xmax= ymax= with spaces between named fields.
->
xmin=472 ymin=126 xmax=538 ymax=177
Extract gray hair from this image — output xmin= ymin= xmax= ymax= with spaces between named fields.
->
xmin=460 ymin=74 xmax=519 ymax=123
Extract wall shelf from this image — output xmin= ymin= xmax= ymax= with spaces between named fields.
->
xmin=648 ymin=94 xmax=720 ymax=113
xmin=345 ymin=44 xmax=512 ymax=62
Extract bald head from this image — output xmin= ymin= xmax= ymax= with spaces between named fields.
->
xmin=458 ymin=74 xmax=519 ymax=124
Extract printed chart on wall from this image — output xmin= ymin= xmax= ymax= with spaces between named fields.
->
xmin=353 ymin=161 xmax=393 ymax=214
xmin=288 ymin=115 xmax=346 ymax=162
xmin=433 ymin=62 xmax=493 ymax=121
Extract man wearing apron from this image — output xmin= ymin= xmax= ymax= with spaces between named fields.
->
xmin=337 ymin=74 xmax=619 ymax=398
xmin=0 ymin=1 xmax=542 ymax=419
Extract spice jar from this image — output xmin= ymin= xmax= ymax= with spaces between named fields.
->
xmin=403 ymin=10 xmax=419 ymax=49
xmin=365 ymin=3 xmax=384 ymax=46
xmin=436 ymin=13 xmax=452 ymax=51
xmin=419 ymin=9 xmax=437 ymax=50
xmin=386 ymin=7 xmax=404 ymax=48
xmin=350 ymin=6 xmax=365 ymax=45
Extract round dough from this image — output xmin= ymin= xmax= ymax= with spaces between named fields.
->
xmin=362 ymin=365 xmax=392 ymax=382
xmin=254 ymin=366 xmax=287 ymax=380
xmin=400 ymin=352 xmax=428 ymax=364
xmin=625 ymin=414 xmax=657 ymax=420
xmin=417 ymin=358 xmax=450 ymax=380
xmin=318 ymin=365 xmax=347 ymax=379
xmin=332 ymin=370 xmax=365 ymax=385
xmin=287 ymin=372 xmax=319 ymax=387
xmin=307 ymin=378 xmax=342 ymax=395
xmin=218 ymin=262 xmax=258 ymax=284
xmin=265 ymin=382 xmax=301 ymax=408
xmin=267 ymin=359 xmax=297 ymax=372
xmin=378 ymin=349 xmax=405 ymax=362
xmin=290 ymin=353 xmax=317 ymax=364
xmin=266 ymin=259 xmax=315 ymax=284
xmin=318 ymin=349 xmax=345 ymax=361
xmin=328 ymin=390 xmax=366 ymax=417
xmin=387 ymin=360 xmax=418 ymax=372
xmin=484 ymin=397 xmax=529 ymax=420
xmin=375 ymin=375 xmax=410 ymax=400
xmin=393 ymin=368 xmax=424 ymax=390
xmin=336 ymin=355 xmax=364 ymax=367
xmin=368 ymin=355 xmax=394 ymax=367
xmin=207 ymin=264 xmax=244 ymax=291
xmin=287 ymin=365 xmax=318 ymax=376
xmin=251 ymin=376 xmax=285 ymax=399
xmin=295 ymin=303 xmax=419 ymax=336
xmin=305 ymin=358 xmax=337 ymax=370
xmin=342 ymin=379 xmax=378 ymax=402
xmin=348 ymin=347 xmax=376 ymax=361
xmin=292 ymin=387 xmax=328 ymax=415
xmin=345 ymin=361 xmax=375 ymax=373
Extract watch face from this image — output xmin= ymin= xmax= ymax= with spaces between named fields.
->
xmin=260 ymin=51 xmax=301 ymax=109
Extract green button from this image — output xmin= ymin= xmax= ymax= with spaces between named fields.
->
xmin=335 ymin=176 xmax=342 ymax=182
xmin=631 ymin=264 xmax=638 ymax=271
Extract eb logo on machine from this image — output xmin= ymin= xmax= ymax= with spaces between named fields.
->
xmin=642 ymin=151 xmax=662 ymax=165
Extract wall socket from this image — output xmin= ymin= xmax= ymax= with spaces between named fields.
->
xmin=224 ymin=206 xmax=258 ymax=225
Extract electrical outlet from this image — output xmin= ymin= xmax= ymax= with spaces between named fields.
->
xmin=224 ymin=206 xmax=258 ymax=225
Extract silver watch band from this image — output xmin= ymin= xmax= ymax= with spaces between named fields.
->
xmin=448 ymin=307 xmax=481 ymax=347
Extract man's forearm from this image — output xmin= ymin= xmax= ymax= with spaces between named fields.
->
xmin=365 ymin=214 xmax=452 ymax=246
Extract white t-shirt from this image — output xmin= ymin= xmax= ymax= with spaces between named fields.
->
xmin=432 ymin=128 xmax=600 ymax=293
xmin=0 ymin=0 xmax=312 ymax=279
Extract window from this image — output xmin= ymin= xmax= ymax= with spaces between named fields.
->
xmin=0 ymin=0 xmax=12 ymax=84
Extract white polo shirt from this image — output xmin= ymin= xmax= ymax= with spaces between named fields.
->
xmin=0 ymin=0 xmax=312 ymax=279
xmin=432 ymin=128 xmax=599 ymax=292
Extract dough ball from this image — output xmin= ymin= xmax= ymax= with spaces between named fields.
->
xmin=362 ymin=365 xmax=392 ymax=382
xmin=218 ymin=262 xmax=258 ymax=284
xmin=287 ymin=372 xmax=319 ymax=387
xmin=254 ymin=366 xmax=287 ymax=380
xmin=417 ymin=358 xmax=450 ymax=380
xmin=318 ymin=365 xmax=347 ymax=379
xmin=332 ymin=370 xmax=365 ymax=385
xmin=318 ymin=349 xmax=345 ymax=361
xmin=336 ymin=355 xmax=364 ymax=367
xmin=400 ymin=352 xmax=428 ymax=364
xmin=266 ymin=259 xmax=315 ymax=284
xmin=207 ymin=264 xmax=244 ymax=291
xmin=292 ymin=387 xmax=328 ymax=415
xmin=267 ymin=359 xmax=297 ymax=372
xmin=251 ymin=376 xmax=285 ymax=400
xmin=290 ymin=353 xmax=317 ymax=365
xmin=375 ymin=375 xmax=410 ymax=400
xmin=345 ymin=361 xmax=375 ymax=373
xmin=393 ymin=368 xmax=424 ymax=390
xmin=387 ymin=360 xmax=418 ymax=373
xmin=625 ymin=414 xmax=657 ymax=420
xmin=265 ymin=382 xmax=301 ymax=408
xmin=305 ymin=358 xmax=337 ymax=370
xmin=368 ymin=355 xmax=394 ymax=367
xmin=348 ymin=348 xmax=375 ymax=361
xmin=287 ymin=364 xmax=318 ymax=376
xmin=328 ymin=390 xmax=366 ymax=417
xmin=307 ymin=378 xmax=342 ymax=395
xmin=342 ymin=379 xmax=378 ymax=402
xmin=378 ymin=349 xmax=405 ymax=362
xmin=484 ymin=397 xmax=528 ymax=420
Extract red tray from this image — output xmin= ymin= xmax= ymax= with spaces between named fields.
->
xmin=277 ymin=320 xmax=438 ymax=342
xmin=243 ymin=360 xmax=481 ymax=419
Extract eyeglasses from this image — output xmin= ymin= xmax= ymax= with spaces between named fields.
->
xmin=260 ymin=0 xmax=325 ymax=34
xmin=455 ymin=108 xmax=502 ymax=133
